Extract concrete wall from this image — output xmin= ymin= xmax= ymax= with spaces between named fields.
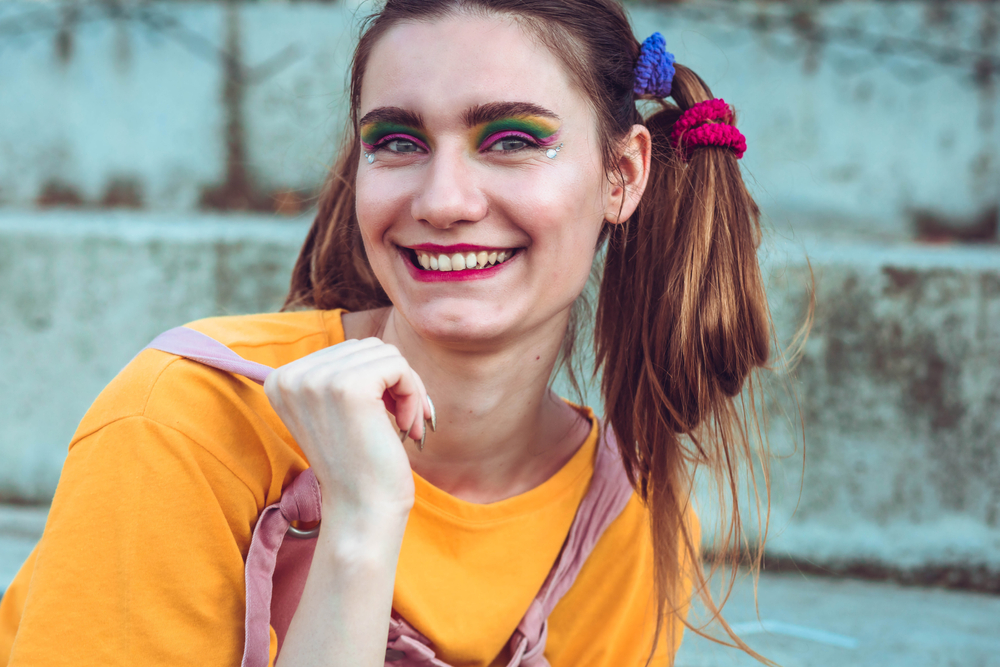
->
xmin=759 ymin=239 xmax=1000 ymax=587
xmin=1 ymin=214 xmax=998 ymax=583
xmin=0 ymin=1 xmax=997 ymax=237
xmin=0 ymin=212 xmax=308 ymax=501
xmin=1 ymin=0 xmax=998 ymax=583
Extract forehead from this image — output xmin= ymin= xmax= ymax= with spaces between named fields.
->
xmin=360 ymin=13 xmax=579 ymax=122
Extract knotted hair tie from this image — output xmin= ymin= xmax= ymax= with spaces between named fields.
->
xmin=670 ymin=98 xmax=747 ymax=161
xmin=633 ymin=32 xmax=675 ymax=98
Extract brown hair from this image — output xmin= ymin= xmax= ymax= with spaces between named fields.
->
xmin=286 ymin=0 xmax=782 ymax=662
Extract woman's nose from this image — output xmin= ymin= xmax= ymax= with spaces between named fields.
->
xmin=410 ymin=149 xmax=488 ymax=229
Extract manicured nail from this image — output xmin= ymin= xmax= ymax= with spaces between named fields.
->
xmin=419 ymin=428 xmax=426 ymax=452
xmin=426 ymin=395 xmax=437 ymax=432
xmin=399 ymin=428 xmax=408 ymax=442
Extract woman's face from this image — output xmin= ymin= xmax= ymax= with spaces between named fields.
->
xmin=356 ymin=13 xmax=619 ymax=349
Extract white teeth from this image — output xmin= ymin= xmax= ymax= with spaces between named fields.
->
xmin=413 ymin=249 xmax=516 ymax=272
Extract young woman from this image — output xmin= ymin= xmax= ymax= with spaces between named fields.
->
xmin=0 ymin=1 xmax=773 ymax=665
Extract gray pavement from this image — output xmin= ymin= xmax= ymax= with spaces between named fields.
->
xmin=2 ymin=504 xmax=998 ymax=666
xmin=677 ymin=569 xmax=1000 ymax=667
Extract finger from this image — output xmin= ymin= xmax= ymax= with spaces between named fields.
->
xmin=371 ymin=362 xmax=425 ymax=443
xmin=391 ymin=375 xmax=424 ymax=443
xmin=382 ymin=389 xmax=397 ymax=415
xmin=334 ymin=346 xmax=429 ymax=442
xmin=269 ymin=337 xmax=386 ymax=389
xmin=407 ymin=369 xmax=434 ymax=433
xmin=320 ymin=354 xmax=423 ymax=435
xmin=288 ymin=343 xmax=406 ymax=401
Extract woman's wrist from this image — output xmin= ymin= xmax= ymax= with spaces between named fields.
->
xmin=316 ymin=501 xmax=411 ymax=567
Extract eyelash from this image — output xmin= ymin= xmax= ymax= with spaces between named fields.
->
xmin=477 ymin=130 xmax=541 ymax=153
xmin=367 ymin=133 xmax=430 ymax=154
xmin=366 ymin=131 xmax=543 ymax=155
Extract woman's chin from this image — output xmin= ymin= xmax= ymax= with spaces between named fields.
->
xmin=401 ymin=303 xmax=517 ymax=346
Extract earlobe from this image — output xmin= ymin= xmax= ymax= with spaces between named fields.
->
xmin=604 ymin=125 xmax=652 ymax=225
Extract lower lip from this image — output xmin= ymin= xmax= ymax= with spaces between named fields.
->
xmin=401 ymin=249 xmax=516 ymax=282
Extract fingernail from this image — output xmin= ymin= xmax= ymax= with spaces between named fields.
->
xmin=419 ymin=428 xmax=426 ymax=452
xmin=427 ymin=395 xmax=437 ymax=432
xmin=399 ymin=428 xmax=408 ymax=442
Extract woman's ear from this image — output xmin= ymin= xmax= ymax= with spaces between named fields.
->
xmin=604 ymin=124 xmax=651 ymax=225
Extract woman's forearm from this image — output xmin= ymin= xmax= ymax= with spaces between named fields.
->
xmin=275 ymin=506 xmax=410 ymax=667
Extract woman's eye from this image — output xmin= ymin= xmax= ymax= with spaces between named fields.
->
xmin=385 ymin=139 xmax=422 ymax=153
xmin=488 ymin=137 xmax=531 ymax=152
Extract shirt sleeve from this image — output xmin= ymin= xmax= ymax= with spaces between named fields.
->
xmin=4 ymin=416 xmax=260 ymax=667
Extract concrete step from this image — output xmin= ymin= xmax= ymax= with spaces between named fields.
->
xmin=676 ymin=569 xmax=1000 ymax=667
xmin=1 ymin=212 xmax=998 ymax=580
xmin=0 ymin=504 xmax=47 ymax=595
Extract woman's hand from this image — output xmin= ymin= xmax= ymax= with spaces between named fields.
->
xmin=264 ymin=337 xmax=433 ymax=520
xmin=267 ymin=338 xmax=431 ymax=667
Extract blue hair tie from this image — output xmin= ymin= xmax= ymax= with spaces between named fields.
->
xmin=633 ymin=32 xmax=675 ymax=98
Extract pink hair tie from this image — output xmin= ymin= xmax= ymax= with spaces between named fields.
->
xmin=670 ymin=98 xmax=746 ymax=161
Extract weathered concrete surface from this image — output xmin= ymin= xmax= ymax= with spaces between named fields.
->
xmin=0 ymin=212 xmax=308 ymax=501
xmin=0 ymin=2 xmax=996 ymax=236
xmin=675 ymin=569 xmax=1000 ymax=667
xmin=0 ymin=505 xmax=46 ymax=595
xmin=754 ymin=235 xmax=1000 ymax=587
xmin=0 ymin=214 xmax=998 ymax=579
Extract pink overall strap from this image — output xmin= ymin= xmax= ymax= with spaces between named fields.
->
xmin=145 ymin=326 xmax=274 ymax=385
xmin=503 ymin=429 xmax=632 ymax=667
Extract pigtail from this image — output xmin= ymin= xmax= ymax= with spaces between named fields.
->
xmin=596 ymin=63 xmax=773 ymax=662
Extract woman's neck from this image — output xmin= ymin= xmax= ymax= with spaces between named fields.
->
xmin=342 ymin=307 xmax=590 ymax=504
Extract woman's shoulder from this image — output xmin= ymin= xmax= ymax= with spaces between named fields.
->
xmin=67 ymin=310 xmax=346 ymax=479
xmin=182 ymin=309 xmax=346 ymax=366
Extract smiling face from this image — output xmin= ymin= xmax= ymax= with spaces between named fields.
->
xmin=356 ymin=12 xmax=618 ymax=348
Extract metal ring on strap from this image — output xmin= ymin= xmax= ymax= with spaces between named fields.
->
xmin=286 ymin=522 xmax=321 ymax=539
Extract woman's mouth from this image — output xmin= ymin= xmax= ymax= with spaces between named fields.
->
xmin=407 ymin=247 xmax=518 ymax=272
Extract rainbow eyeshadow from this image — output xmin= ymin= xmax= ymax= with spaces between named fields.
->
xmin=473 ymin=116 xmax=561 ymax=152
xmin=360 ymin=122 xmax=431 ymax=152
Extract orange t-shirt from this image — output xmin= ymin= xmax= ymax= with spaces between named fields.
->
xmin=0 ymin=310 xmax=697 ymax=666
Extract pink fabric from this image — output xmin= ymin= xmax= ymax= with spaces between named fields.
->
xmin=145 ymin=327 xmax=274 ymax=385
xmin=241 ymin=469 xmax=323 ymax=667
xmin=670 ymin=98 xmax=733 ymax=138
xmin=144 ymin=327 xmax=635 ymax=667
xmin=669 ymin=98 xmax=746 ymax=161
xmin=677 ymin=123 xmax=747 ymax=161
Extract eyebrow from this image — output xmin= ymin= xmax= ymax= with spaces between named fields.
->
xmin=463 ymin=102 xmax=561 ymax=127
xmin=358 ymin=107 xmax=424 ymax=128
xmin=357 ymin=102 xmax=560 ymax=130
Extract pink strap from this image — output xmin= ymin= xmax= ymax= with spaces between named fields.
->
xmin=145 ymin=327 xmax=274 ymax=385
xmin=503 ymin=431 xmax=633 ymax=667
xmin=241 ymin=469 xmax=323 ymax=667
xmin=144 ymin=327 xmax=635 ymax=667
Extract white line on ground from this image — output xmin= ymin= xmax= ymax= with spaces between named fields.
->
xmin=727 ymin=620 xmax=859 ymax=649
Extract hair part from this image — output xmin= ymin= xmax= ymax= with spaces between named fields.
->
xmin=285 ymin=2 xmax=787 ymax=663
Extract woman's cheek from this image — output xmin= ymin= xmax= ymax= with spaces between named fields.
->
xmin=356 ymin=171 xmax=409 ymax=239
